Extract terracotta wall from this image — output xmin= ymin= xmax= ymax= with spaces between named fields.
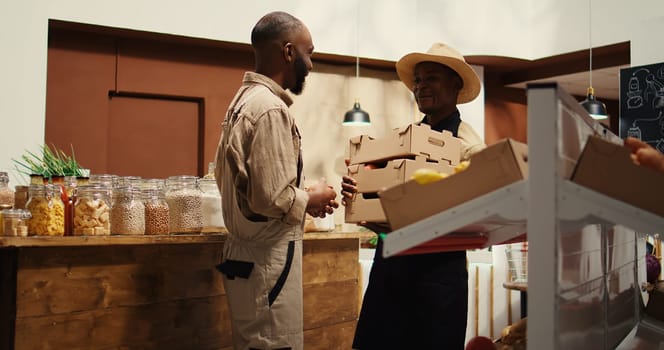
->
xmin=46 ymin=27 xmax=252 ymax=178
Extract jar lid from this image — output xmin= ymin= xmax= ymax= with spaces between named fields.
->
xmin=1 ymin=208 xmax=31 ymax=218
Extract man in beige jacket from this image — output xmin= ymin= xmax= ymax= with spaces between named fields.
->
xmin=215 ymin=11 xmax=338 ymax=350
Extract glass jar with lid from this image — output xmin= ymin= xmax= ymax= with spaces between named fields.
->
xmin=89 ymin=174 xmax=115 ymax=199
xmin=111 ymin=185 xmax=145 ymax=235
xmin=0 ymin=171 xmax=15 ymax=207
xmin=198 ymin=177 xmax=224 ymax=233
xmin=165 ymin=176 xmax=203 ymax=234
xmin=14 ymin=185 xmax=29 ymax=210
xmin=143 ymin=187 xmax=169 ymax=235
xmin=73 ymin=185 xmax=111 ymax=236
xmin=2 ymin=209 xmax=31 ymax=237
xmin=26 ymin=184 xmax=65 ymax=236
xmin=0 ymin=204 xmax=13 ymax=235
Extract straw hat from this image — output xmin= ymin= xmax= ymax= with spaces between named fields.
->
xmin=396 ymin=43 xmax=481 ymax=104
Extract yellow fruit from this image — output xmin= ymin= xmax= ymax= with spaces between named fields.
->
xmin=454 ymin=160 xmax=471 ymax=173
xmin=411 ymin=168 xmax=448 ymax=185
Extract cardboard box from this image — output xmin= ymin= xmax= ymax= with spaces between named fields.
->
xmin=349 ymin=123 xmax=461 ymax=166
xmin=344 ymin=193 xmax=386 ymax=223
xmin=378 ymin=139 xmax=528 ymax=231
xmin=347 ymin=157 xmax=455 ymax=194
xmin=571 ymin=135 xmax=664 ymax=217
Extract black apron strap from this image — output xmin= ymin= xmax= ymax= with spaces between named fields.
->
xmin=268 ymin=240 xmax=295 ymax=306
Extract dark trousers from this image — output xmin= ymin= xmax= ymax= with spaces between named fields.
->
xmin=353 ymin=239 xmax=468 ymax=350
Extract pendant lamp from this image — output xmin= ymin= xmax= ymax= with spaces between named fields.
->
xmin=343 ymin=1 xmax=370 ymax=126
xmin=580 ymin=0 xmax=608 ymax=120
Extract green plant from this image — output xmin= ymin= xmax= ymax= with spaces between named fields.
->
xmin=13 ymin=144 xmax=84 ymax=178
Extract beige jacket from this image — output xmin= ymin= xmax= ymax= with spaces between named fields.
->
xmin=216 ymin=71 xmax=309 ymax=244
xmin=214 ymin=72 xmax=307 ymax=350
xmin=458 ymin=120 xmax=486 ymax=160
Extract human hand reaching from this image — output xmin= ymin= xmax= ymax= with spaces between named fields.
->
xmin=624 ymin=137 xmax=664 ymax=173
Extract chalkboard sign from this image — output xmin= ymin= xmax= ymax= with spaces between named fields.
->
xmin=619 ymin=62 xmax=664 ymax=153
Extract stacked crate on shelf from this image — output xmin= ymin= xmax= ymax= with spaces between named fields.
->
xmin=344 ymin=123 xmax=460 ymax=224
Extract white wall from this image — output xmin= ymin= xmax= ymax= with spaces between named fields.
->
xmin=2 ymin=0 xmax=664 ymax=184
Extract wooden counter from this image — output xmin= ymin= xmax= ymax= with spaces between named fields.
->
xmin=0 ymin=232 xmax=369 ymax=350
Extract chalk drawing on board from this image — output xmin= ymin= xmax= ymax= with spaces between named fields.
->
xmin=628 ymin=110 xmax=664 ymax=150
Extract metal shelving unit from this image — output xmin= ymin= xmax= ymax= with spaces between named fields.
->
xmin=380 ymin=83 xmax=664 ymax=349
xmin=382 ymin=180 xmax=527 ymax=257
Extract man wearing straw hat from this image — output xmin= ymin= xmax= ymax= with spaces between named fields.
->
xmin=342 ymin=43 xmax=486 ymax=349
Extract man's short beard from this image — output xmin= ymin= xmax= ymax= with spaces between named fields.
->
xmin=291 ymin=55 xmax=308 ymax=95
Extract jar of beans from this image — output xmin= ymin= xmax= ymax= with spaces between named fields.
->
xmin=165 ymin=176 xmax=203 ymax=234
xmin=143 ymin=188 xmax=169 ymax=235
xmin=26 ymin=184 xmax=65 ymax=236
xmin=73 ymin=185 xmax=111 ymax=236
xmin=111 ymin=186 xmax=145 ymax=235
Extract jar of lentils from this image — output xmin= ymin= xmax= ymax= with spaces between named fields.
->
xmin=143 ymin=187 xmax=169 ymax=235
xmin=111 ymin=185 xmax=145 ymax=235
xmin=165 ymin=176 xmax=202 ymax=234
xmin=73 ymin=185 xmax=111 ymax=236
xmin=26 ymin=184 xmax=65 ymax=236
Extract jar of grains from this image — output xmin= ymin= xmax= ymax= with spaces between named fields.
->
xmin=73 ymin=185 xmax=111 ymax=236
xmin=26 ymin=184 xmax=65 ymax=236
xmin=14 ymin=185 xmax=29 ymax=210
xmin=2 ymin=209 xmax=31 ymax=237
xmin=143 ymin=188 xmax=169 ymax=235
xmin=0 ymin=172 xmax=15 ymax=207
xmin=198 ymin=177 xmax=224 ymax=232
xmin=165 ymin=176 xmax=203 ymax=234
xmin=111 ymin=185 xmax=145 ymax=235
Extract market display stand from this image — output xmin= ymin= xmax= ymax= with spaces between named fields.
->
xmin=0 ymin=232 xmax=366 ymax=350
xmin=383 ymin=83 xmax=664 ymax=349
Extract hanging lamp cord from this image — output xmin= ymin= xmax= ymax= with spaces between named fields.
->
xmin=588 ymin=0 xmax=593 ymax=90
xmin=355 ymin=0 xmax=360 ymax=102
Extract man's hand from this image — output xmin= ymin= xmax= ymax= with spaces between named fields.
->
xmin=306 ymin=178 xmax=339 ymax=218
xmin=340 ymin=175 xmax=358 ymax=206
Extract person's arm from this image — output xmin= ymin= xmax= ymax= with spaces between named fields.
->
xmin=246 ymin=109 xmax=337 ymax=224
xmin=624 ymin=137 xmax=664 ymax=173
xmin=244 ymin=109 xmax=309 ymax=225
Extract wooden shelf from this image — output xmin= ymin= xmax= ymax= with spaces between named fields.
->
xmin=0 ymin=231 xmax=373 ymax=248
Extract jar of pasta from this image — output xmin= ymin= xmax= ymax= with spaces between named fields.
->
xmin=73 ymin=185 xmax=111 ymax=236
xmin=26 ymin=184 xmax=65 ymax=236
xmin=165 ymin=176 xmax=203 ymax=234
xmin=111 ymin=186 xmax=145 ymax=235
xmin=143 ymin=188 xmax=169 ymax=235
